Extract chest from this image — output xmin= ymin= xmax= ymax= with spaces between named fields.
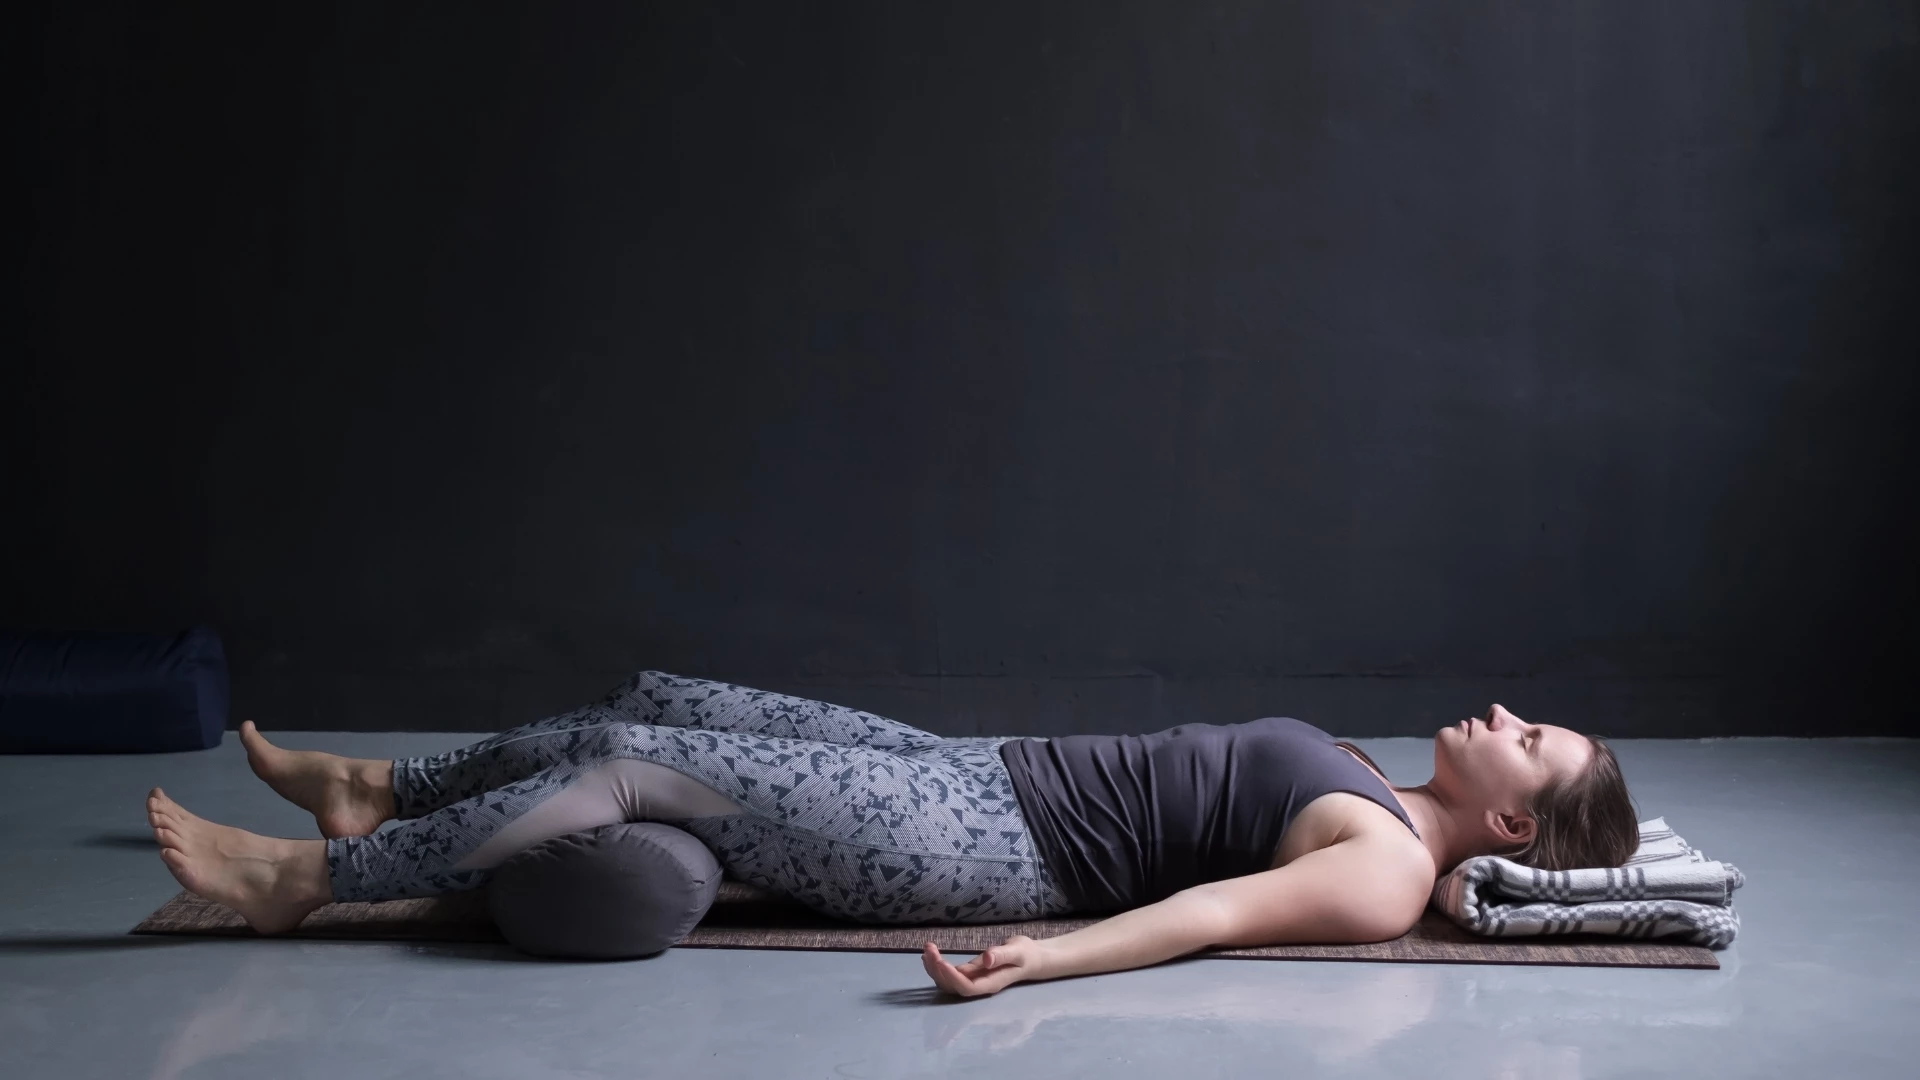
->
xmin=1267 ymin=790 xmax=1406 ymax=869
xmin=1265 ymin=743 xmax=1418 ymax=869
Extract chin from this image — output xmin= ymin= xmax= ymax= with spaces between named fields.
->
xmin=1433 ymin=727 xmax=1463 ymax=774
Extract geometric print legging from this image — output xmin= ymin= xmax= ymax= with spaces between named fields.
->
xmin=325 ymin=671 xmax=1074 ymax=925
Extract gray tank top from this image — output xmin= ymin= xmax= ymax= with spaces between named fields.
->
xmin=998 ymin=716 xmax=1419 ymax=914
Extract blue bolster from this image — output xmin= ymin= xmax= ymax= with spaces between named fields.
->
xmin=0 ymin=626 xmax=229 ymax=753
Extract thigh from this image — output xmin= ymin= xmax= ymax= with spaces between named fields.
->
xmin=600 ymin=670 xmax=946 ymax=754
xmin=589 ymin=724 xmax=1055 ymax=924
xmin=389 ymin=703 xmax=627 ymax=817
xmin=407 ymin=701 xmax=613 ymax=769
xmin=678 ymin=814 xmax=1054 ymax=925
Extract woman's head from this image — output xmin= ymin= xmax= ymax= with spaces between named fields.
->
xmin=1431 ymin=704 xmax=1637 ymax=870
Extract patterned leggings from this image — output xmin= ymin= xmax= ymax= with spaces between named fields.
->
xmin=325 ymin=671 xmax=1073 ymax=925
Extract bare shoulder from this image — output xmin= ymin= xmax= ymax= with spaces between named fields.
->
xmin=1272 ymin=791 xmax=1435 ymax=888
xmin=1203 ymin=792 xmax=1436 ymax=948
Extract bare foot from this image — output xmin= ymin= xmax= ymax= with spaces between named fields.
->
xmin=147 ymin=788 xmax=331 ymax=935
xmin=239 ymin=721 xmax=395 ymax=839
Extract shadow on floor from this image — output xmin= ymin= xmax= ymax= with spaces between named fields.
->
xmin=77 ymin=831 xmax=158 ymax=849
xmin=0 ymin=933 xmax=199 ymax=954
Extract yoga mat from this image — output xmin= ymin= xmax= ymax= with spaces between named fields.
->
xmin=132 ymin=881 xmax=1718 ymax=969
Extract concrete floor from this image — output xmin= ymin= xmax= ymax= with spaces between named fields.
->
xmin=2 ymin=732 xmax=1916 ymax=1080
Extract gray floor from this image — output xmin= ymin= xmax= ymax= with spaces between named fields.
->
xmin=3 ymin=732 xmax=1916 ymax=1080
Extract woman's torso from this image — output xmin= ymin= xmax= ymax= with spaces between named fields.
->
xmin=998 ymin=716 xmax=1428 ymax=914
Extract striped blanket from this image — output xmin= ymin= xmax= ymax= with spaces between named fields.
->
xmin=1429 ymin=817 xmax=1744 ymax=948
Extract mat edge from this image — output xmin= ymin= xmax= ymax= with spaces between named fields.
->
xmin=126 ymin=890 xmax=1719 ymax=969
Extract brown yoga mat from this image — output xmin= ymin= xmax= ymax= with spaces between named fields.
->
xmin=131 ymin=881 xmax=1718 ymax=969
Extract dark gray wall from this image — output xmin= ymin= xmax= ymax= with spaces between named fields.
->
xmin=16 ymin=2 xmax=1920 ymax=737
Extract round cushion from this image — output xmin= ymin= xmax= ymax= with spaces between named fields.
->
xmin=488 ymin=822 xmax=722 ymax=960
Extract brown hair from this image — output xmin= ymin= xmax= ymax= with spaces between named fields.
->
xmin=1503 ymin=735 xmax=1638 ymax=871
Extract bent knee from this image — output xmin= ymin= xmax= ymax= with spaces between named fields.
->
xmin=596 ymin=758 xmax=745 ymax=820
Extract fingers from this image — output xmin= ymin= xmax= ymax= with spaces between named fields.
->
xmin=959 ymin=943 xmax=1016 ymax=974
xmin=933 ymin=944 xmax=986 ymax=974
xmin=922 ymin=942 xmax=1022 ymax=998
xmin=969 ymin=964 xmax=1025 ymax=996
xmin=922 ymin=943 xmax=976 ymax=996
xmin=921 ymin=944 xmax=967 ymax=995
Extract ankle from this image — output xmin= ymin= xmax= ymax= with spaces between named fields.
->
xmin=354 ymin=760 xmax=397 ymax=819
xmin=282 ymin=839 xmax=335 ymax=906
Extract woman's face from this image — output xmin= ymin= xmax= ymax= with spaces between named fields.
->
xmin=1433 ymin=704 xmax=1592 ymax=828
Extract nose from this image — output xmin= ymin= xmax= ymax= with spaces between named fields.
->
xmin=1486 ymin=704 xmax=1531 ymax=736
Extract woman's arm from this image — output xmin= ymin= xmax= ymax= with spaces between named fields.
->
xmin=922 ymin=834 xmax=1430 ymax=997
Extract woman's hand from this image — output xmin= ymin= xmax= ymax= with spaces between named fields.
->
xmin=921 ymin=935 xmax=1046 ymax=998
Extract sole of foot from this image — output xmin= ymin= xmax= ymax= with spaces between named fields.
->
xmin=147 ymin=787 xmax=328 ymax=935
xmin=238 ymin=720 xmax=391 ymax=839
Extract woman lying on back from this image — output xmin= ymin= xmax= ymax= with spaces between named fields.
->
xmin=144 ymin=671 xmax=1637 ymax=997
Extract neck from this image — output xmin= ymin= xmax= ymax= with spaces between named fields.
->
xmin=1387 ymin=782 xmax=1483 ymax=875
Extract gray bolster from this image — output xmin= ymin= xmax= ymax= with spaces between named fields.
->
xmin=488 ymin=823 xmax=722 ymax=960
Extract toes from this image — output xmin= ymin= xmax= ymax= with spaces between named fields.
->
xmin=158 ymin=847 xmax=191 ymax=882
xmin=147 ymin=795 xmax=207 ymax=834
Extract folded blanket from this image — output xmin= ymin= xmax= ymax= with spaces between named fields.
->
xmin=1430 ymin=817 xmax=1745 ymax=948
